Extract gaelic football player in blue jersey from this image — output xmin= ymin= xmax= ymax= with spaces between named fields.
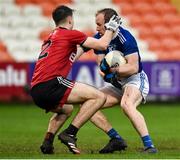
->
xmin=77 ymin=8 xmax=157 ymax=153
xmin=92 ymin=8 xmax=157 ymax=153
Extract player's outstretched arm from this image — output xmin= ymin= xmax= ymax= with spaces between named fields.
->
xmin=82 ymin=15 xmax=121 ymax=50
xmin=74 ymin=46 xmax=85 ymax=61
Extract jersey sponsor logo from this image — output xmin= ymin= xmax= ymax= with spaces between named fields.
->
xmin=0 ymin=65 xmax=27 ymax=86
xmin=108 ymin=44 xmax=117 ymax=52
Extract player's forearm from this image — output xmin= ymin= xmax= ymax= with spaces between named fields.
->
xmin=98 ymin=30 xmax=113 ymax=50
xmin=83 ymin=32 xmax=113 ymax=51
xmin=75 ymin=46 xmax=84 ymax=61
xmin=111 ymin=64 xmax=138 ymax=78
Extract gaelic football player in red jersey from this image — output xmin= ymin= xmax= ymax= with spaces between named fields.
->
xmin=30 ymin=5 xmax=121 ymax=154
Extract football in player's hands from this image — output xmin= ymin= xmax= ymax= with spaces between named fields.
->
xmin=104 ymin=50 xmax=126 ymax=68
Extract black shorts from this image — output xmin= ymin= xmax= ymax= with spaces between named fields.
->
xmin=30 ymin=77 xmax=74 ymax=112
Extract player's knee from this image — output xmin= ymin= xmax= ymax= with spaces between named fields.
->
xmin=106 ymin=99 xmax=117 ymax=107
xmin=96 ymin=91 xmax=107 ymax=106
xmin=121 ymin=99 xmax=133 ymax=113
xmin=100 ymin=92 xmax=107 ymax=105
xmin=61 ymin=104 xmax=74 ymax=117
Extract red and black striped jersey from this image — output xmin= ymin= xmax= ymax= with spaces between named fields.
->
xmin=31 ymin=27 xmax=87 ymax=87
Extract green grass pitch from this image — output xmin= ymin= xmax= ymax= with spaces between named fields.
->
xmin=0 ymin=102 xmax=180 ymax=159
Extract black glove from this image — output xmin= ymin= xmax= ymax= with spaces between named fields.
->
xmin=100 ymin=58 xmax=110 ymax=74
xmin=104 ymin=72 xmax=122 ymax=89
xmin=104 ymin=72 xmax=116 ymax=83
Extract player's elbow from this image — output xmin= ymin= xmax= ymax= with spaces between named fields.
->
xmin=132 ymin=65 xmax=139 ymax=74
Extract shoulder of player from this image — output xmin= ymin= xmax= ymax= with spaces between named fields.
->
xmin=70 ymin=29 xmax=84 ymax=34
xmin=57 ymin=28 xmax=84 ymax=35
xmin=118 ymin=27 xmax=135 ymax=41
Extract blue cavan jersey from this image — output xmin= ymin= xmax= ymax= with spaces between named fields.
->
xmin=94 ymin=27 xmax=143 ymax=73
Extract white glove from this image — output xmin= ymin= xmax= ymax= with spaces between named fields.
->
xmin=105 ymin=15 xmax=122 ymax=32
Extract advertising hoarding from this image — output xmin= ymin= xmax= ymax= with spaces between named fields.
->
xmin=0 ymin=61 xmax=180 ymax=102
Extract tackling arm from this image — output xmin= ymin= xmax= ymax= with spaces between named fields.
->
xmin=82 ymin=31 xmax=113 ymax=51
xmin=82 ymin=15 xmax=121 ymax=50
xmin=75 ymin=46 xmax=85 ymax=61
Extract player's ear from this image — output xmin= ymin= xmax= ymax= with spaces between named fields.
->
xmin=67 ymin=16 xmax=73 ymax=25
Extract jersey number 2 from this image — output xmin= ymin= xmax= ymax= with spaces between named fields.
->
xmin=38 ymin=40 xmax=51 ymax=60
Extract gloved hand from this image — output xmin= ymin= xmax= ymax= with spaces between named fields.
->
xmin=100 ymin=58 xmax=110 ymax=74
xmin=104 ymin=72 xmax=122 ymax=89
xmin=105 ymin=15 xmax=122 ymax=32
xmin=103 ymin=72 xmax=116 ymax=83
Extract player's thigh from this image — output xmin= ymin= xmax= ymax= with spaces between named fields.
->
xmin=67 ymin=82 xmax=105 ymax=104
xmin=121 ymin=85 xmax=142 ymax=108
xmin=100 ymin=85 xmax=121 ymax=108
xmin=121 ymin=71 xmax=149 ymax=108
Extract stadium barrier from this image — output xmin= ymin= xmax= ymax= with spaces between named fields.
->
xmin=0 ymin=61 xmax=180 ymax=102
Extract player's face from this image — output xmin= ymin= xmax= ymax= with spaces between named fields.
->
xmin=96 ymin=13 xmax=106 ymax=36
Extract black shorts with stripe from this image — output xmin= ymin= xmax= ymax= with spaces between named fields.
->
xmin=30 ymin=76 xmax=74 ymax=112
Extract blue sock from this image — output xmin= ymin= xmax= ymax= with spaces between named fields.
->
xmin=141 ymin=135 xmax=154 ymax=148
xmin=107 ymin=128 xmax=122 ymax=140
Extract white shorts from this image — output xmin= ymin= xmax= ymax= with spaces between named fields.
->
xmin=103 ymin=70 xmax=149 ymax=102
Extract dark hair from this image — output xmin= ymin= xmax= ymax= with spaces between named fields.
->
xmin=52 ymin=5 xmax=74 ymax=26
xmin=96 ymin=8 xmax=118 ymax=23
